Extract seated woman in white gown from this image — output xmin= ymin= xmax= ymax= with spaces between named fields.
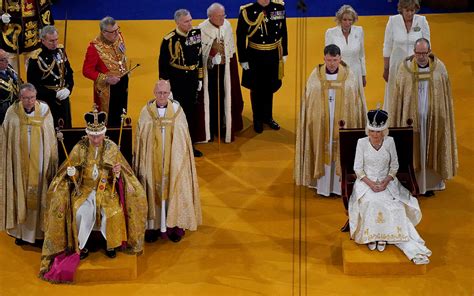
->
xmin=348 ymin=109 xmax=431 ymax=264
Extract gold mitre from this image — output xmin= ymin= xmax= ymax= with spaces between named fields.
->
xmin=84 ymin=104 xmax=107 ymax=135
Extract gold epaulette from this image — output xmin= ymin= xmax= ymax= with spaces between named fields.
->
xmin=272 ymin=0 xmax=285 ymax=5
xmin=58 ymin=44 xmax=64 ymax=49
xmin=164 ymin=31 xmax=175 ymax=40
xmin=240 ymin=3 xmax=253 ymax=11
xmin=30 ymin=48 xmax=42 ymax=59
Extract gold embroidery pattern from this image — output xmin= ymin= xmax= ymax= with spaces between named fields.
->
xmin=376 ymin=211 xmax=385 ymax=224
xmin=363 ymin=227 xmax=408 ymax=241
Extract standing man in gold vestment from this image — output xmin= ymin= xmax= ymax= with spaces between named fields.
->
xmin=0 ymin=83 xmax=57 ymax=246
xmin=83 ymin=16 xmax=128 ymax=127
xmin=39 ymin=107 xmax=147 ymax=271
xmin=134 ymin=80 xmax=201 ymax=243
xmin=295 ymin=44 xmax=366 ymax=196
xmin=388 ymin=38 xmax=458 ymax=196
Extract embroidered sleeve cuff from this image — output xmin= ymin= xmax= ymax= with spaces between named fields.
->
xmin=389 ymin=170 xmax=397 ymax=179
xmin=355 ymin=170 xmax=366 ymax=180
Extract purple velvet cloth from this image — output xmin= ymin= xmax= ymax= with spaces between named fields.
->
xmin=43 ymin=252 xmax=80 ymax=283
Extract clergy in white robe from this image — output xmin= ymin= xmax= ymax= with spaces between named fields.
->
xmin=295 ymin=44 xmax=366 ymax=196
xmin=325 ymin=5 xmax=367 ymax=106
xmin=198 ymin=3 xmax=243 ymax=143
xmin=134 ymin=80 xmax=201 ymax=243
xmin=382 ymin=0 xmax=430 ymax=113
xmin=349 ymin=109 xmax=431 ymax=264
xmin=0 ymin=83 xmax=58 ymax=245
xmin=388 ymin=38 xmax=457 ymax=195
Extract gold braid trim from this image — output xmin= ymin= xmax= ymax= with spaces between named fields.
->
xmin=242 ymin=9 xmax=265 ymax=38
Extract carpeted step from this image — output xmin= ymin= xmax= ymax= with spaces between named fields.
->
xmin=75 ymin=251 xmax=137 ymax=282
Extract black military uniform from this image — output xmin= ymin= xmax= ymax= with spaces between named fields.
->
xmin=0 ymin=0 xmax=54 ymax=55
xmin=158 ymin=28 xmax=203 ymax=143
xmin=236 ymin=0 xmax=288 ymax=133
xmin=0 ymin=65 xmax=20 ymax=125
xmin=27 ymin=44 xmax=74 ymax=128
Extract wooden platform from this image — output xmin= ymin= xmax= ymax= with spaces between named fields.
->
xmin=75 ymin=251 xmax=138 ymax=282
xmin=342 ymin=237 xmax=427 ymax=276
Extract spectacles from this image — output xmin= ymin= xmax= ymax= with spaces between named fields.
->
xmin=414 ymin=51 xmax=429 ymax=56
xmin=104 ymin=26 xmax=120 ymax=34
xmin=156 ymin=91 xmax=170 ymax=96
xmin=21 ymin=95 xmax=36 ymax=101
xmin=214 ymin=14 xmax=226 ymax=18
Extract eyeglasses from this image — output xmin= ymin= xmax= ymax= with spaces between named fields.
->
xmin=213 ymin=14 xmax=226 ymax=18
xmin=21 ymin=95 xmax=36 ymax=101
xmin=156 ymin=91 xmax=170 ymax=96
xmin=104 ymin=26 xmax=120 ymax=34
xmin=414 ymin=51 xmax=429 ymax=56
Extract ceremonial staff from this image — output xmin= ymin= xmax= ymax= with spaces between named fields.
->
xmin=217 ymin=28 xmax=222 ymax=150
xmin=56 ymin=127 xmax=80 ymax=252
xmin=111 ymin=108 xmax=129 ymax=196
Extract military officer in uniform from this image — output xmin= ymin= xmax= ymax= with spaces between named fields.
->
xmin=27 ymin=25 xmax=74 ymax=128
xmin=236 ymin=0 xmax=288 ymax=133
xmin=0 ymin=0 xmax=54 ymax=72
xmin=0 ymin=49 xmax=20 ymax=125
xmin=159 ymin=8 xmax=204 ymax=157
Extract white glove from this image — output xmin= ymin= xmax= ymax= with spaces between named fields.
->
xmin=212 ymin=53 xmax=222 ymax=65
xmin=197 ymin=80 xmax=202 ymax=91
xmin=67 ymin=166 xmax=76 ymax=177
xmin=240 ymin=62 xmax=249 ymax=70
xmin=1 ymin=13 xmax=11 ymax=24
xmin=283 ymin=55 xmax=287 ymax=63
xmin=56 ymin=88 xmax=71 ymax=101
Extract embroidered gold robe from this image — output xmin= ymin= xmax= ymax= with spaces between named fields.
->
xmin=295 ymin=63 xmax=366 ymax=187
xmin=40 ymin=138 xmax=147 ymax=275
xmin=388 ymin=54 xmax=458 ymax=180
xmin=0 ymin=101 xmax=57 ymax=232
xmin=134 ymin=99 xmax=201 ymax=231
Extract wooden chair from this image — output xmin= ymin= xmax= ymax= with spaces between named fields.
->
xmin=338 ymin=119 xmax=419 ymax=232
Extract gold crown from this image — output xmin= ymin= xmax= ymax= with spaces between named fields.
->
xmin=84 ymin=104 xmax=107 ymax=135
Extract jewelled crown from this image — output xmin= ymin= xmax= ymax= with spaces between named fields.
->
xmin=84 ymin=105 xmax=107 ymax=135
xmin=367 ymin=108 xmax=388 ymax=131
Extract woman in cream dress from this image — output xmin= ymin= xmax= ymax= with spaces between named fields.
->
xmin=349 ymin=109 xmax=431 ymax=264
xmin=382 ymin=0 xmax=430 ymax=113
xmin=325 ymin=5 xmax=367 ymax=107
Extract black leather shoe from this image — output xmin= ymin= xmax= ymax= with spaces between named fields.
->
xmin=265 ymin=119 xmax=280 ymax=130
xmin=253 ymin=121 xmax=263 ymax=133
xmin=145 ymin=230 xmax=159 ymax=243
xmin=168 ymin=232 xmax=182 ymax=243
xmin=106 ymin=248 xmax=116 ymax=258
xmin=80 ymin=248 xmax=89 ymax=260
xmin=423 ymin=190 xmax=435 ymax=197
xmin=14 ymin=238 xmax=27 ymax=246
xmin=193 ymin=148 xmax=203 ymax=157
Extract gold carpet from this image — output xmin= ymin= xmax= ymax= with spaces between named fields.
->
xmin=0 ymin=13 xmax=472 ymax=295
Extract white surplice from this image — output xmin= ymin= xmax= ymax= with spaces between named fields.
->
xmin=7 ymin=102 xmax=48 ymax=243
xmin=416 ymin=66 xmax=445 ymax=194
xmin=312 ymin=72 xmax=341 ymax=196
xmin=146 ymin=101 xmax=179 ymax=233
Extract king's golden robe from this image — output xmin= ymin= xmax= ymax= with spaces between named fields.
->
xmin=295 ymin=63 xmax=366 ymax=186
xmin=388 ymin=54 xmax=458 ymax=180
xmin=40 ymin=138 xmax=147 ymax=275
xmin=0 ymin=101 xmax=57 ymax=232
xmin=134 ymin=100 xmax=201 ymax=231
